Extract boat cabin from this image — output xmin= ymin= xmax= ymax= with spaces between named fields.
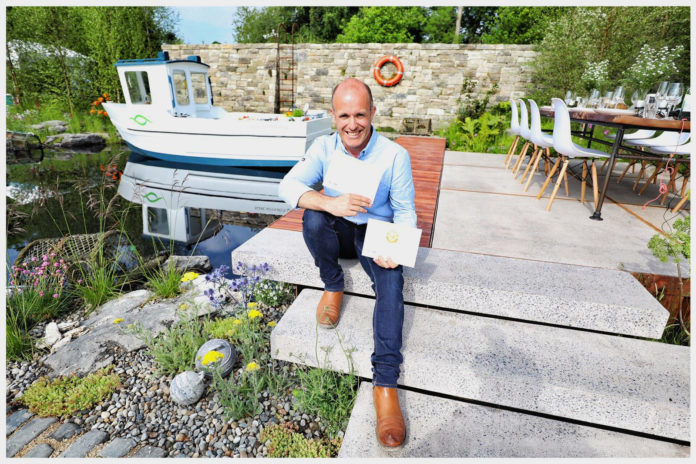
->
xmin=114 ymin=51 xmax=215 ymax=118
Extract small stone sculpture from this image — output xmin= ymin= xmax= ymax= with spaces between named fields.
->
xmin=170 ymin=371 xmax=206 ymax=406
xmin=195 ymin=339 xmax=237 ymax=378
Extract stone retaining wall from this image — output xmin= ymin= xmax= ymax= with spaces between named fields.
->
xmin=162 ymin=43 xmax=537 ymax=131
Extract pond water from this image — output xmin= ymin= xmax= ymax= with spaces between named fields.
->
xmin=6 ymin=145 xmax=286 ymax=279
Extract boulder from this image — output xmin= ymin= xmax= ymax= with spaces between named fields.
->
xmin=47 ymin=133 xmax=106 ymax=148
xmin=30 ymin=120 xmax=67 ymax=133
xmin=163 ymin=255 xmax=212 ymax=274
xmin=37 ymin=322 xmax=61 ymax=349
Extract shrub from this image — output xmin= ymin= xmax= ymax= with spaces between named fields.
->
xmin=20 ymin=365 xmax=121 ymax=417
xmin=145 ymin=264 xmax=185 ymax=299
xmin=261 ymin=423 xmax=341 ymax=458
xmin=125 ymin=305 xmax=209 ymax=376
xmin=254 ymin=280 xmax=295 ymax=307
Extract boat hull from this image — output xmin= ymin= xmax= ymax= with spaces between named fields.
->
xmin=104 ymin=103 xmax=332 ymax=167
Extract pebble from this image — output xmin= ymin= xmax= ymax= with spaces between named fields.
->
xmin=4 ymin=297 xmax=334 ymax=458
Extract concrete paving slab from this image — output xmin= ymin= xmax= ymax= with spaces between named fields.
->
xmin=338 ymin=382 xmax=690 ymax=458
xmin=432 ymin=189 xmax=686 ymax=278
xmin=6 ymin=409 xmax=34 ymax=436
xmin=6 ymin=416 xmax=56 ymax=457
xmin=49 ymin=422 xmax=81 ymax=441
xmin=233 ymin=228 xmax=669 ymax=337
xmin=273 ymin=289 xmax=689 ymax=441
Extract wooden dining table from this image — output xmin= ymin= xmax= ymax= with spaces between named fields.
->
xmin=539 ymin=107 xmax=690 ymax=220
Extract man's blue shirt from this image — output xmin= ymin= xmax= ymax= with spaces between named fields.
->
xmin=278 ymin=126 xmax=417 ymax=227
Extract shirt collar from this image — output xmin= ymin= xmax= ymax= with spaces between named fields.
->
xmin=335 ymin=125 xmax=378 ymax=159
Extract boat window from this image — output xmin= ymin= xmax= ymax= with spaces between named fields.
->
xmin=173 ymin=70 xmax=190 ymax=105
xmin=124 ymin=71 xmax=152 ymax=104
xmin=147 ymin=207 xmax=169 ymax=235
xmin=191 ymin=73 xmax=208 ymax=105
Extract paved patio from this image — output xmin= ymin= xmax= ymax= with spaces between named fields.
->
xmin=432 ymin=151 xmax=690 ymax=277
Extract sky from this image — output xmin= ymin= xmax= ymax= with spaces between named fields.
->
xmin=172 ymin=7 xmax=239 ymax=44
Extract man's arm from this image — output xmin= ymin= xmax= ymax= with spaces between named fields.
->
xmin=298 ymin=190 xmax=372 ymax=217
xmin=389 ymin=149 xmax=418 ymax=227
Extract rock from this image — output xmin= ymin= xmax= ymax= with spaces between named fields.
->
xmin=170 ymin=371 xmax=207 ymax=406
xmin=52 ymin=334 xmax=73 ymax=351
xmin=37 ymin=322 xmax=61 ymax=349
xmin=64 ymin=326 xmax=88 ymax=338
xmin=57 ymin=321 xmax=79 ymax=331
xmin=47 ymin=133 xmax=106 ymax=148
xmin=30 ymin=120 xmax=67 ymax=133
xmin=194 ymin=339 xmax=237 ymax=378
xmin=24 ymin=443 xmax=54 ymax=458
xmin=163 ymin=255 xmax=212 ymax=274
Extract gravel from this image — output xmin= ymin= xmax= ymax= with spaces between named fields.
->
xmin=6 ymin=299 xmax=340 ymax=458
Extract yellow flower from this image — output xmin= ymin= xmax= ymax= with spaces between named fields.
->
xmin=267 ymin=321 xmax=277 ymax=327
xmin=247 ymin=302 xmax=258 ymax=309
xmin=201 ymin=350 xmax=224 ymax=366
xmin=245 ymin=362 xmax=260 ymax=372
xmin=226 ymin=329 xmax=235 ymax=337
xmin=233 ymin=319 xmax=242 ymax=326
xmin=113 ymin=318 xmax=124 ymax=324
xmin=180 ymin=272 xmax=200 ymax=283
xmin=247 ymin=309 xmax=262 ymax=320
xmin=179 ymin=303 xmax=189 ymax=310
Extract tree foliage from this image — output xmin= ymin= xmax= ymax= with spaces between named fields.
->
xmin=480 ymin=7 xmax=563 ymax=44
xmin=6 ymin=6 xmax=179 ymax=110
xmin=337 ymin=7 xmax=427 ymax=43
xmin=529 ymin=7 xmax=689 ymax=101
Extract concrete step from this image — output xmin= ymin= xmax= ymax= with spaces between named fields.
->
xmin=232 ymin=228 xmax=668 ymax=338
xmin=338 ymin=382 xmax=689 ymax=458
xmin=271 ymin=289 xmax=688 ymax=441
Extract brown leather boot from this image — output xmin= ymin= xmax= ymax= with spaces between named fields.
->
xmin=373 ymin=386 xmax=406 ymax=448
xmin=316 ymin=290 xmax=343 ymax=327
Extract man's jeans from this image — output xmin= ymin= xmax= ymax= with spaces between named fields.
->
xmin=302 ymin=209 xmax=404 ymax=388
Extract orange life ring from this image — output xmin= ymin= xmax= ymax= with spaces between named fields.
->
xmin=373 ymin=55 xmax=404 ymax=87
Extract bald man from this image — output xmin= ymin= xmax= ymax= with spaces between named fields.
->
xmin=278 ymin=78 xmax=416 ymax=448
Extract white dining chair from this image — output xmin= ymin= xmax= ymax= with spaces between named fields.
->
xmin=519 ymin=99 xmax=556 ymax=192
xmin=606 ymin=129 xmax=656 ymax=141
xmin=625 ymin=131 xmax=691 ymax=191
xmin=639 ymin=141 xmax=692 ymax=208
xmin=538 ymin=98 xmax=610 ymax=211
xmin=509 ymin=99 xmax=533 ymax=175
xmin=503 ymin=99 xmax=521 ymax=166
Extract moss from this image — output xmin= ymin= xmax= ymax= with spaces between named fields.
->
xmin=20 ymin=365 xmax=121 ymax=417
xmin=260 ymin=423 xmax=341 ymax=458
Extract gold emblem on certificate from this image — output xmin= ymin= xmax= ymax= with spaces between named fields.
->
xmin=386 ymin=230 xmax=399 ymax=243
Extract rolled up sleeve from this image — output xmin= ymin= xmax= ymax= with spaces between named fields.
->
xmin=277 ymin=139 xmax=325 ymax=208
xmin=389 ymin=149 xmax=417 ymax=228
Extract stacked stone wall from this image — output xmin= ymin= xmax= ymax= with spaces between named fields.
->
xmin=163 ymin=43 xmax=537 ymax=131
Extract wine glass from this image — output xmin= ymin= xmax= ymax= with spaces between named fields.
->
xmin=666 ymin=82 xmax=684 ymax=113
xmin=612 ymin=86 xmax=625 ymax=107
xmin=588 ymin=89 xmax=600 ymax=108
xmin=601 ymin=91 xmax=614 ymax=108
xmin=656 ymin=81 xmax=670 ymax=97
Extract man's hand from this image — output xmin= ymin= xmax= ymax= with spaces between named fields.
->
xmin=373 ymin=255 xmax=398 ymax=269
xmin=326 ymin=193 xmax=372 ymax=217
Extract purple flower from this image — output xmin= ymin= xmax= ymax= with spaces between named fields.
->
xmin=53 ymin=293 xmax=59 ymax=299
xmin=603 ymin=129 xmax=610 ymax=136
xmin=474 ymin=133 xmax=478 ymax=137
xmin=588 ymin=124 xmax=593 ymax=129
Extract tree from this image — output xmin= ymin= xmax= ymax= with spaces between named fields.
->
xmin=337 ymin=7 xmax=427 ymax=43
xmin=232 ymin=7 xmax=359 ymax=43
xmin=530 ymin=7 xmax=690 ymax=101
xmin=480 ymin=7 xmax=563 ymax=44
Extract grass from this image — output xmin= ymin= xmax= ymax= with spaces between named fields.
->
xmin=20 ymin=365 xmax=121 ymax=417
xmin=260 ymin=423 xmax=341 ymax=458
xmin=125 ymin=304 xmax=210 ymax=376
xmin=145 ymin=264 xmax=185 ymax=299
xmin=71 ymin=259 xmax=123 ymax=314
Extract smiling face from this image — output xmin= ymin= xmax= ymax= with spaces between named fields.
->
xmin=331 ymin=79 xmax=376 ymax=157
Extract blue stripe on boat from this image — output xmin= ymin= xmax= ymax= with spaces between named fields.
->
xmin=125 ymin=142 xmax=298 ymax=167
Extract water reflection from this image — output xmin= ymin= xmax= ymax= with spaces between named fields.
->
xmin=6 ymin=147 xmax=290 ymax=279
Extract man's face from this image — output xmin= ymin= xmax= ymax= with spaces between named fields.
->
xmin=331 ymin=83 xmax=376 ymax=157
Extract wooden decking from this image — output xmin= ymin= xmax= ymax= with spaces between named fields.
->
xmin=268 ymin=136 xmax=447 ymax=247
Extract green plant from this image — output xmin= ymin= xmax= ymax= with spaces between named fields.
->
xmin=145 ymin=263 xmax=184 ymax=299
xmin=623 ymin=44 xmax=684 ymax=93
xmin=125 ymin=305 xmax=209 ymax=375
xmin=20 ymin=365 xmax=121 ymax=417
xmin=457 ymin=78 xmax=499 ymax=121
xmin=260 ymin=423 xmax=341 ymax=458
xmin=580 ymin=59 xmax=609 ymax=91
xmin=71 ymin=258 xmax=122 ymax=313
xmin=254 ymin=280 xmax=295 ymax=307
xmin=438 ymin=112 xmax=508 ymax=154
xmin=648 ymin=216 xmax=690 ymax=338
xmin=291 ymin=108 xmax=304 ymax=117
xmin=212 ymin=363 xmax=266 ymax=420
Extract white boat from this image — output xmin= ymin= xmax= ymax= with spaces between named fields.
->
xmin=118 ymin=153 xmax=291 ymax=243
xmin=103 ymin=52 xmax=332 ymax=167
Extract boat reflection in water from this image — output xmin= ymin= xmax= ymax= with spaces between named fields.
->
xmin=117 ymin=153 xmax=291 ymax=270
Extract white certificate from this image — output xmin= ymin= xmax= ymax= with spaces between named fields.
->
xmin=361 ymin=218 xmax=422 ymax=268
xmin=323 ymin=154 xmax=382 ymax=203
